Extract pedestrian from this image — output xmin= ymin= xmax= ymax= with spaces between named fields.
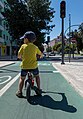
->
xmin=16 ymin=31 xmax=43 ymax=98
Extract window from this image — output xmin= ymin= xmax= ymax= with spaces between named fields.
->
xmin=3 ymin=34 xmax=5 ymax=40
xmin=6 ymin=35 xmax=8 ymax=40
xmin=0 ymin=30 xmax=2 ymax=37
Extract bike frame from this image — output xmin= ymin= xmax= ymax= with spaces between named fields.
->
xmin=25 ymin=71 xmax=41 ymax=101
xmin=25 ymin=71 xmax=34 ymax=89
xmin=25 ymin=71 xmax=36 ymax=101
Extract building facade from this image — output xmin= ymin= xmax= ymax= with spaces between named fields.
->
xmin=0 ymin=0 xmax=5 ymax=56
xmin=0 ymin=0 xmax=17 ymax=56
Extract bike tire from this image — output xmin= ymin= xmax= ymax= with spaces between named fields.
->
xmin=26 ymin=82 xmax=31 ymax=101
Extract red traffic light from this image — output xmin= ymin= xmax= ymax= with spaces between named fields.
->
xmin=61 ymin=3 xmax=65 ymax=7
xmin=60 ymin=1 xmax=66 ymax=18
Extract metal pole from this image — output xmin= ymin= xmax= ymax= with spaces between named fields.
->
xmin=72 ymin=43 xmax=74 ymax=58
xmin=61 ymin=18 xmax=65 ymax=64
xmin=68 ymin=14 xmax=71 ymax=62
xmin=10 ymin=40 xmax=12 ymax=59
xmin=47 ymin=36 xmax=49 ymax=58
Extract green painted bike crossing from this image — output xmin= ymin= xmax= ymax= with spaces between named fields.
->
xmin=0 ymin=61 xmax=83 ymax=119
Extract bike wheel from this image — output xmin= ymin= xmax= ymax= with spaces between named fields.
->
xmin=26 ymin=82 xmax=31 ymax=101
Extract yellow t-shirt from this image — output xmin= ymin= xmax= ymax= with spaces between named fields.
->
xmin=18 ymin=43 xmax=42 ymax=69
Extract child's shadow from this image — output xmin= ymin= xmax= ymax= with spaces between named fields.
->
xmin=29 ymin=91 xmax=77 ymax=113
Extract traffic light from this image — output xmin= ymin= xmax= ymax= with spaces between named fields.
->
xmin=46 ymin=36 xmax=50 ymax=45
xmin=60 ymin=1 xmax=66 ymax=18
xmin=47 ymin=36 xmax=50 ymax=42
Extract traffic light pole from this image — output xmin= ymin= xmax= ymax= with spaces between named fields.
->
xmin=60 ymin=1 xmax=66 ymax=64
xmin=61 ymin=18 xmax=65 ymax=64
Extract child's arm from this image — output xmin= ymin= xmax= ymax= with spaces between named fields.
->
xmin=18 ymin=52 xmax=22 ymax=59
xmin=17 ymin=45 xmax=23 ymax=60
xmin=37 ymin=47 xmax=43 ymax=59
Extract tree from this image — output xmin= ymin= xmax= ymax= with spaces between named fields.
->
xmin=67 ymin=29 xmax=83 ymax=53
xmin=46 ymin=46 xmax=52 ymax=52
xmin=27 ymin=0 xmax=55 ymax=32
xmin=74 ymin=29 xmax=83 ymax=53
xmin=3 ymin=0 xmax=32 ymax=39
xmin=79 ymin=23 xmax=83 ymax=44
xmin=53 ymin=42 xmax=62 ymax=53
xmin=3 ymin=0 xmax=55 ymax=47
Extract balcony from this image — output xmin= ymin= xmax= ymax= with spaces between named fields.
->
xmin=0 ymin=13 xmax=4 ymax=19
xmin=0 ymin=24 xmax=4 ymax=31
xmin=0 ymin=1 xmax=4 ymax=9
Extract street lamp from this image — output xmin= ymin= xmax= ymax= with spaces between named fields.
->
xmin=64 ymin=23 xmax=80 ymax=62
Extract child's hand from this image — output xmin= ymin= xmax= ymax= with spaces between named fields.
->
xmin=17 ymin=58 xmax=21 ymax=61
xmin=17 ymin=58 xmax=20 ymax=61
xmin=36 ymin=54 xmax=41 ymax=59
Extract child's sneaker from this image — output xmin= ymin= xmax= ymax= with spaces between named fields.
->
xmin=35 ymin=89 xmax=42 ymax=96
xmin=16 ymin=91 xmax=23 ymax=98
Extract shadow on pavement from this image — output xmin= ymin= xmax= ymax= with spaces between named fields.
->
xmin=40 ymin=70 xmax=54 ymax=73
xmin=28 ymin=92 xmax=77 ymax=113
xmin=38 ymin=57 xmax=61 ymax=61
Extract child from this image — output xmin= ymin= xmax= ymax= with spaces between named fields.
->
xmin=16 ymin=31 xmax=43 ymax=98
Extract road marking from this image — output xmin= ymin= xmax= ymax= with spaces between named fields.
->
xmin=0 ymin=73 xmax=20 ymax=97
xmin=40 ymin=70 xmax=60 ymax=73
xmin=53 ymin=71 xmax=60 ymax=73
xmin=0 ymin=76 xmax=12 ymax=85
xmin=38 ymin=63 xmax=51 ymax=66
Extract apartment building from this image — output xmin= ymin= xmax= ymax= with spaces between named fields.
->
xmin=0 ymin=0 xmax=5 ymax=56
xmin=0 ymin=0 xmax=17 ymax=56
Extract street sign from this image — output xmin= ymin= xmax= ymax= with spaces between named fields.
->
xmin=71 ymin=38 xmax=76 ymax=43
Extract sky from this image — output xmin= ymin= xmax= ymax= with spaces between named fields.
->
xmin=49 ymin=0 xmax=83 ymax=41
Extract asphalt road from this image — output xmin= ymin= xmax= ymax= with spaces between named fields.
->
xmin=0 ymin=61 xmax=83 ymax=119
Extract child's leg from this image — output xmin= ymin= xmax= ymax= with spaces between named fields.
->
xmin=16 ymin=69 xmax=27 ymax=97
xmin=16 ymin=76 xmax=25 ymax=97
xmin=32 ymin=68 xmax=42 ymax=95
xmin=18 ymin=76 xmax=25 ymax=93
xmin=35 ymin=75 xmax=40 ymax=89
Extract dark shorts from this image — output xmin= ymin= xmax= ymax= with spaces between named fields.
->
xmin=21 ymin=67 xmax=39 ymax=77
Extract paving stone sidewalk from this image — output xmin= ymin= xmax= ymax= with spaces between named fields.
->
xmin=0 ymin=61 xmax=15 ymax=67
xmin=52 ymin=62 xmax=83 ymax=97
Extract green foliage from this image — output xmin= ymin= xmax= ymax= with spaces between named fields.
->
xmin=73 ymin=30 xmax=83 ymax=52
xmin=3 ymin=0 xmax=55 ymax=47
xmin=65 ymin=43 xmax=76 ymax=53
xmin=79 ymin=23 xmax=83 ymax=44
xmin=46 ymin=46 xmax=52 ymax=52
xmin=27 ymin=0 xmax=55 ymax=32
xmin=67 ymin=28 xmax=83 ymax=53
xmin=4 ymin=1 xmax=31 ymax=39
xmin=53 ymin=42 xmax=62 ymax=52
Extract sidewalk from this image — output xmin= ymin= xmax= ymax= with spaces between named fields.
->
xmin=0 ymin=61 xmax=15 ymax=67
xmin=0 ymin=55 xmax=17 ymax=67
xmin=52 ymin=61 xmax=83 ymax=97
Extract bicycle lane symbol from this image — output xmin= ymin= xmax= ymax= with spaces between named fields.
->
xmin=0 ymin=76 xmax=12 ymax=85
